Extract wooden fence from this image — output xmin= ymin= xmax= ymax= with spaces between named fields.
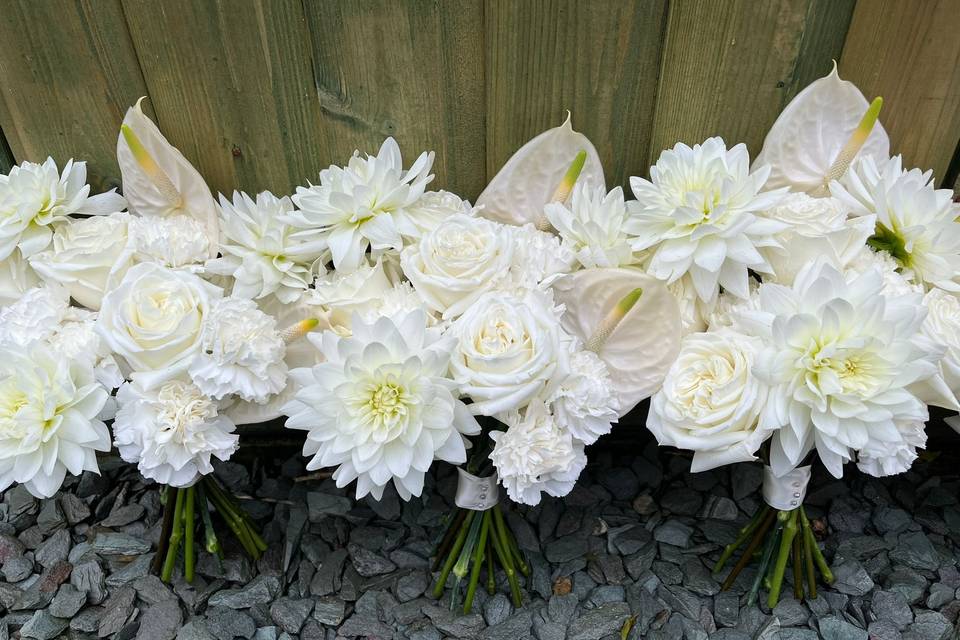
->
xmin=1 ymin=0 xmax=958 ymax=201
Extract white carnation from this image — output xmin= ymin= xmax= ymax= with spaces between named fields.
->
xmin=857 ymin=420 xmax=926 ymax=477
xmin=114 ymin=380 xmax=238 ymax=487
xmin=0 ymin=342 xmax=111 ymax=498
xmin=0 ymin=284 xmax=69 ymax=347
xmin=490 ymin=401 xmax=587 ymax=506
xmin=548 ymin=347 xmax=619 ymax=445
xmin=0 ymin=250 xmax=40 ymax=306
xmin=128 ymin=214 xmax=211 ymax=269
xmin=503 ymin=224 xmax=576 ymax=291
xmin=0 ymin=158 xmax=125 ymax=259
xmin=189 ymin=297 xmax=287 ymax=403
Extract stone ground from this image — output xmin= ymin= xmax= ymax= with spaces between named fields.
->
xmin=0 ymin=438 xmax=959 ymax=640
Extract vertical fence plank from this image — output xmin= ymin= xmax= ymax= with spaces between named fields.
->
xmin=0 ymin=131 xmax=13 ymax=173
xmin=301 ymin=0 xmax=486 ymax=198
xmin=485 ymin=0 xmax=669 ymax=191
xmin=121 ymin=0 xmax=331 ymax=197
xmin=840 ymin=0 xmax=960 ymax=185
xmin=648 ymin=0 xmax=855 ymax=168
xmin=0 ymin=0 xmax=149 ymax=190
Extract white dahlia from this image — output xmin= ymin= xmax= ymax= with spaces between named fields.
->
xmin=284 ymin=310 xmax=479 ymax=500
xmin=746 ymin=260 xmax=938 ymax=477
xmin=114 ymin=380 xmax=239 ymax=487
xmin=207 ymin=191 xmax=324 ymax=303
xmin=544 ymin=184 xmax=635 ymax=269
xmin=189 ymin=297 xmax=287 ymax=403
xmin=291 ymin=138 xmax=435 ymax=272
xmin=548 ymin=346 xmax=619 ymax=445
xmin=0 ymin=343 xmax=110 ymax=497
xmin=832 ymin=155 xmax=960 ymax=291
xmin=0 ymin=158 xmax=126 ymax=259
xmin=489 ymin=401 xmax=587 ymax=505
xmin=626 ymin=138 xmax=788 ymax=304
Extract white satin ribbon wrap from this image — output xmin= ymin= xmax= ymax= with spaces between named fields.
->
xmin=762 ymin=465 xmax=811 ymax=511
xmin=455 ymin=468 xmax=500 ymax=511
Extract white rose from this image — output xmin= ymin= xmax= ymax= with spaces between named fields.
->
xmin=922 ymin=287 xmax=960 ymax=393
xmin=29 ymin=213 xmax=135 ymax=310
xmin=96 ymin=262 xmax=220 ymax=388
xmin=762 ymin=193 xmax=848 ymax=237
xmin=647 ymin=330 xmax=772 ymax=472
xmin=305 ymin=259 xmax=394 ymax=334
xmin=449 ymin=290 xmax=566 ymax=416
xmin=401 ymin=213 xmax=513 ymax=319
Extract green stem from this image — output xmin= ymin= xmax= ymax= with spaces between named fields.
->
xmin=748 ymin=520 xmax=781 ymax=607
xmin=485 ymin=541 xmax=496 ymax=595
xmin=767 ymin=509 xmax=799 ymax=607
xmin=792 ymin=532 xmax=804 ymax=601
xmin=494 ymin=505 xmax=530 ymax=577
xmin=206 ymin=484 xmax=260 ymax=559
xmin=433 ymin=509 xmax=467 ymax=571
xmin=800 ymin=507 xmax=833 ymax=584
xmin=161 ymin=488 xmax=186 ymax=583
xmin=489 ymin=513 xmax=522 ymax=607
xmin=205 ymin=478 xmax=267 ymax=553
xmin=713 ymin=505 xmax=770 ymax=574
xmin=721 ymin=508 xmax=776 ymax=590
xmin=151 ymin=486 xmax=177 ymax=575
xmin=450 ymin=512 xmax=483 ymax=610
xmin=432 ymin=510 xmax=475 ymax=599
xmin=196 ymin=483 xmax=223 ymax=559
xmin=464 ymin=510 xmax=492 ymax=614
xmin=184 ymin=486 xmax=196 ymax=583
xmin=802 ymin=520 xmax=818 ymax=598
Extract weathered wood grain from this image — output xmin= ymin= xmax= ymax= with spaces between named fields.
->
xmin=648 ymin=0 xmax=855 ymax=169
xmin=0 ymin=0 xmax=150 ymax=190
xmin=302 ymin=0 xmax=486 ymax=198
xmin=0 ymin=131 xmax=13 ymax=174
xmin=121 ymin=0 xmax=329 ymax=197
xmin=485 ymin=0 xmax=669 ymax=191
xmin=840 ymin=0 xmax=960 ymax=186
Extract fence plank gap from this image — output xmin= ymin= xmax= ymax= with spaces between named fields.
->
xmin=0 ymin=127 xmax=13 ymax=173
xmin=485 ymin=0 xmax=669 ymax=192
xmin=0 ymin=0 xmax=150 ymax=192
xmin=840 ymin=0 xmax=960 ymax=181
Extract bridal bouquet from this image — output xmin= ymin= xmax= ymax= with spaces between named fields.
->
xmin=644 ymin=66 xmax=960 ymax=606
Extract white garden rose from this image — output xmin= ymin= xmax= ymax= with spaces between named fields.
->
xmin=113 ymin=380 xmax=238 ymax=487
xmin=647 ymin=330 xmax=772 ymax=472
xmin=449 ymin=290 xmax=567 ymax=416
xmin=305 ymin=259 xmax=394 ymax=335
xmin=97 ymin=262 xmax=220 ymax=388
xmin=490 ymin=400 xmax=587 ymax=505
xmin=400 ymin=213 xmax=513 ymax=319
xmin=0 ymin=342 xmax=111 ymax=498
xmin=29 ymin=213 xmax=135 ymax=310
xmin=921 ymin=288 xmax=960 ymax=394
xmin=762 ymin=193 xmax=848 ymax=237
xmin=404 ymin=190 xmax=474 ymax=234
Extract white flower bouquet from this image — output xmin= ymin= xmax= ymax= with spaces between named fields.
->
xmin=644 ymin=65 xmax=960 ymax=606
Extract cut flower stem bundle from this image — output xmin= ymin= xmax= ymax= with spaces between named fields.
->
xmin=151 ymin=477 xmax=266 ymax=583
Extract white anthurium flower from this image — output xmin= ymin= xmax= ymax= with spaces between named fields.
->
xmin=552 ymin=268 xmax=681 ymax=415
xmin=743 ymin=260 xmax=939 ymax=478
xmin=400 ymin=213 xmax=514 ymax=319
xmin=647 ymin=330 xmax=774 ymax=472
xmin=832 ymin=155 xmax=960 ymax=291
xmin=29 ymin=212 xmax=136 ymax=310
xmin=304 ymin=259 xmax=395 ymax=335
xmin=857 ymin=419 xmax=926 ymax=477
xmin=284 ymin=310 xmax=480 ymax=501
xmin=548 ymin=344 xmax=619 ymax=445
xmin=128 ymin=214 xmax=211 ymax=270
xmin=113 ymin=380 xmax=238 ymax=487
xmin=754 ymin=63 xmax=889 ymax=194
xmin=448 ymin=289 xmax=568 ymax=417
xmin=544 ymin=184 xmax=635 ymax=268
xmin=403 ymin=190 xmax=476 ymax=235
xmin=0 ymin=157 xmax=126 ymax=260
xmin=626 ymin=137 xmax=789 ymax=305
xmin=489 ymin=400 xmax=587 ymax=506
xmin=117 ymin=98 xmax=219 ymax=255
xmin=188 ymin=297 xmax=287 ymax=403
xmin=96 ymin=262 xmax=221 ymax=389
xmin=0 ymin=342 xmax=110 ymax=498
xmin=206 ymin=191 xmax=326 ymax=303
xmin=290 ymin=138 xmax=435 ymax=272
xmin=476 ymin=114 xmax=605 ymax=227
xmin=0 ymin=249 xmax=40 ymax=306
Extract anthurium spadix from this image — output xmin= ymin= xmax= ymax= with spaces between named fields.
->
xmin=753 ymin=63 xmax=888 ymax=194
xmin=476 ymin=114 xmax=605 ymax=227
xmin=553 ymin=268 xmax=681 ymax=415
xmin=117 ymin=98 xmax=219 ymax=255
